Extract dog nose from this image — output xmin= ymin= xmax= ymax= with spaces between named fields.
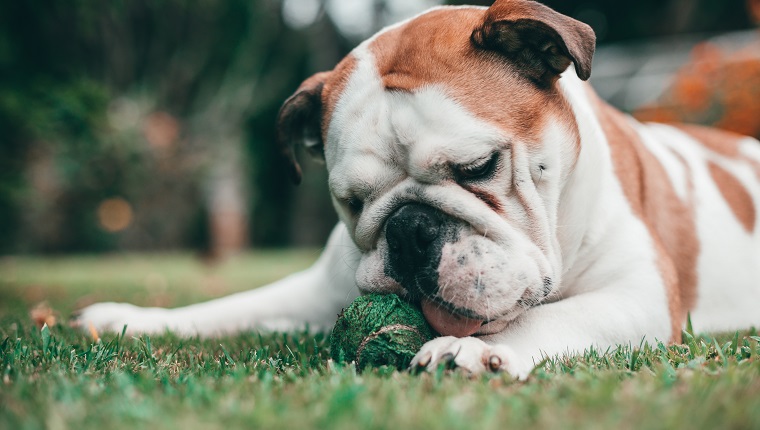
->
xmin=384 ymin=203 xmax=455 ymax=296
xmin=386 ymin=203 xmax=443 ymax=256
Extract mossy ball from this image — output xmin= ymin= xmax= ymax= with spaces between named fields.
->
xmin=329 ymin=294 xmax=438 ymax=370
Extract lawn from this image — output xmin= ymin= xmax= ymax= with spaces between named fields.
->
xmin=1 ymin=252 xmax=759 ymax=430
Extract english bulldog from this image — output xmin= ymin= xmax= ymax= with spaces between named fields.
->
xmin=73 ymin=0 xmax=760 ymax=378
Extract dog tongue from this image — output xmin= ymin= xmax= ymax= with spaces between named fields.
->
xmin=421 ymin=299 xmax=483 ymax=337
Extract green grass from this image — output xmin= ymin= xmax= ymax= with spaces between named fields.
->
xmin=1 ymin=253 xmax=760 ymax=430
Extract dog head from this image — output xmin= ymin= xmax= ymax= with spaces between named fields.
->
xmin=277 ymin=0 xmax=595 ymax=337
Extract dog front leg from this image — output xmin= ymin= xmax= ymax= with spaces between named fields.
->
xmin=412 ymin=285 xmax=673 ymax=379
xmin=72 ymin=224 xmax=360 ymax=336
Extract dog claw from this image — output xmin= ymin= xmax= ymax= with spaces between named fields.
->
xmin=488 ymin=355 xmax=502 ymax=372
xmin=416 ymin=352 xmax=432 ymax=368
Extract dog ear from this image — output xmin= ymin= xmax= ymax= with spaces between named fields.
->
xmin=276 ymin=71 xmax=330 ymax=185
xmin=471 ymin=0 xmax=595 ymax=86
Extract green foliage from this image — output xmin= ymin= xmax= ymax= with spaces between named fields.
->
xmin=0 ymin=0 xmax=330 ymax=253
xmin=0 ymin=1 xmax=111 ymax=252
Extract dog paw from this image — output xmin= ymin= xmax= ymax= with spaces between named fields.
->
xmin=70 ymin=302 xmax=173 ymax=335
xmin=410 ymin=336 xmax=530 ymax=378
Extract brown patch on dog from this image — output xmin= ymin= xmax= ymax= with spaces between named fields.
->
xmin=708 ymin=161 xmax=756 ymax=232
xmin=592 ymin=95 xmax=700 ymax=342
xmin=367 ymin=7 xmax=579 ymax=149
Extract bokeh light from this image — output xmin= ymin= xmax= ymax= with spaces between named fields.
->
xmin=143 ymin=112 xmax=180 ymax=150
xmin=282 ymin=0 xmax=322 ymax=29
xmin=97 ymin=198 xmax=134 ymax=233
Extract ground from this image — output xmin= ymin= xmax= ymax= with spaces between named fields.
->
xmin=1 ymin=252 xmax=759 ymax=430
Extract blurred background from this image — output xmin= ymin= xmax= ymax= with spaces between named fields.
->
xmin=0 ymin=0 xmax=758 ymax=258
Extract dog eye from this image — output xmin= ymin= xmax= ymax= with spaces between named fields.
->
xmin=347 ymin=198 xmax=364 ymax=215
xmin=455 ymin=153 xmax=499 ymax=181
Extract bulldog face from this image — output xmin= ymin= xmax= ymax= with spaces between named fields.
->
xmin=277 ymin=1 xmax=595 ymax=337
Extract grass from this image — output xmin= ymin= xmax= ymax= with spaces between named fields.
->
xmin=1 ymin=252 xmax=760 ymax=430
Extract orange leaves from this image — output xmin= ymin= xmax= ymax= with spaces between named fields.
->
xmin=634 ymin=35 xmax=760 ymax=139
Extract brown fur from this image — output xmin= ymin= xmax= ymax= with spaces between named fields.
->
xmin=708 ymin=161 xmax=757 ymax=232
xmin=592 ymin=94 xmax=700 ymax=341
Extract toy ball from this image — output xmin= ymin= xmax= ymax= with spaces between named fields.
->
xmin=329 ymin=293 xmax=437 ymax=370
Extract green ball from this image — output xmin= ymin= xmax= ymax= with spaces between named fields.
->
xmin=329 ymin=294 xmax=438 ymax=370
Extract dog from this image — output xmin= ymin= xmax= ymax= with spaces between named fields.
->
xmin=73 ymin=0 xmax=760 ymax=378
